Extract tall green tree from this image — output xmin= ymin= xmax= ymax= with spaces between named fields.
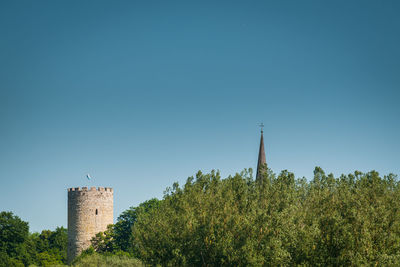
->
xmin=114 ymin=198 xmax=160 ymax=254
xmin=31 ymin=227 xmax=68 ymax=265
xmin=0 ymin=211 xmax=29 ymax=266
xmin=132 ymin=168 xmax=400 ymax=266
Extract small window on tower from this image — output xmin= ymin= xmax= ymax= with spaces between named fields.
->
xmin=95 ymin=209 xmax=98 ymax=215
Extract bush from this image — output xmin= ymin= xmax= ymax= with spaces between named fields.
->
xmin=72 ymin=252 xmax=143 ymax=267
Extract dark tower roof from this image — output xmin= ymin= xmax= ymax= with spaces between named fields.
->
xmin=256 ymin=128 xmax=266 ymax=182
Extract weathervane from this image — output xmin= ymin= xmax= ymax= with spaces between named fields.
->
xmin=259 ymin=122 xmax=264 ymax=133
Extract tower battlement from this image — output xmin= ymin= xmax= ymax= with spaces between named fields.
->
xmin=68 ymin=187 xmax=113 ymax=192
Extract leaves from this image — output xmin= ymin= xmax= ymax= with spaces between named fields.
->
xmin=0 ymin=213 xmax=67 ymax=266
xmin=0 ymin=211 xmax=29 ymax=258
xmin=114 ymin=198 xmax=160 ymax=254
xmin=131 ymin=168 xmax=400 ymax=266
xmin=1 ymin=167 xmax=399 ymax=266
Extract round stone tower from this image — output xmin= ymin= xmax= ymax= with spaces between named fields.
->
xmin=67 ymin=187 xmax=113 ymax=264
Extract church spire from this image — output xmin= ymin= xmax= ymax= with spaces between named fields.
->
xmin=256 ymin=124 xmax=267 ymax=182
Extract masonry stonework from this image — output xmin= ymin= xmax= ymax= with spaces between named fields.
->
xmin=67 ymin=187 xmax=113 ymax=264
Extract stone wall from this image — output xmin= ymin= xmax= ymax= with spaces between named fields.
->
xmin=67 ymin=187 xmax=113 ymax=264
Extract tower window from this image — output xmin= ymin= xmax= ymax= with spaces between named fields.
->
xmin=95 ymin=209 xmax=98 ymax=215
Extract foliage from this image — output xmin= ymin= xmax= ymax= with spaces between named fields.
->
xmin=71 ymin=251 xmax=144 ymax=267
xmin=90 ymin=224 xmax=117 ymax=253
xmin=0 ymin=211 xmax=29 ymax=259
xmin=35 ymin=251 xmax=63 ymax=266
xmin=31 ymin=227 xmax=68 ymax=265
xmin=114 ymin=198 xmax=160 ymax=253
xmin=132 ymin=168 xmax=400 ymax=266
xmin=2 ymin=167 xmax=400 ymax=266
xmin=0 ymin=252 xmax=25 ymax=267
xmin=0 ymin=212 xmax=67 ymax=267
xmin=0 ymin=211 xmax=29 ymax=267
xmin=90 ymin=198 xmax=161 ymax=256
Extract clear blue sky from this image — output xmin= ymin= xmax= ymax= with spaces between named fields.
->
xmin=0 ymin=0 xmax=399 ymax=232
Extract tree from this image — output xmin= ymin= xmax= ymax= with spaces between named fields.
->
xmin=27 ymin=227 xmax=68 ymax=265
xmin=47 ymin=227 xmax=68 ymax=263
xmin=89 ymin=199 xmax=160 ymax=255
xmin=0 ymin=211 xmax=29 ymax=260
xmin=91 ymin=224 xmax=116 ymax=253
xmin=35 ymin=251 xmax=63 ymax=267
xmin=114 ymin=198 xmax=160 ymax=253
xmin=0 ymin=252 xmax=24 ymax=267
xmin=132 ymin=168 xmax=400 ymax=266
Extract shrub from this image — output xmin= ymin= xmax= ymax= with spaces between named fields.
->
xmin=72 ymin=251 xmax=143 ymax=267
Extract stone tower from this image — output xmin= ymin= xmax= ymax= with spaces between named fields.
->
xmin=67 ymin=187 xmax=113 ymax=263
xmin=256 ymin=127 xmax=267 ymax=182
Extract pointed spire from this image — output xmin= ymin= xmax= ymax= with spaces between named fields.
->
xmin=256 ymin=125 xmax=267 ymax=182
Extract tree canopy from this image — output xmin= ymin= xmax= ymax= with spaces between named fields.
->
xmin=0 ymin=211 xmax=29 ymax=266
xmin=2 ymin=167 xmax=400 ymax=266
xmin=0 ymin=212 xmax=67 ymax=267
xmin=131 ymin=168 xmax=400 ymax=266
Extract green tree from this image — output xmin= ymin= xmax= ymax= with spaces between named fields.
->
xmin=0 ymin=252 xmax=24 ymax=267
xmin=132 ymin=168 xmax=400 ymax=266
xmin=35 ymin=251 xmax=63 ymax=266
xmin=114 ymin=198 xmax=160 ymax=253
xmin=2 ymin=167 xmax=400 ymax=266
xmin=48 ymin=227 xmax=68 ymax=262
xmin=0 ymin=211 xmax=29 ymax=265
xmin=27 ymin=227 xmax=68 ymax=265
xmin=90 ymin=199 xmax=161 ymax=255
xmin=91 ymin=224 xmax=116 ymax=253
